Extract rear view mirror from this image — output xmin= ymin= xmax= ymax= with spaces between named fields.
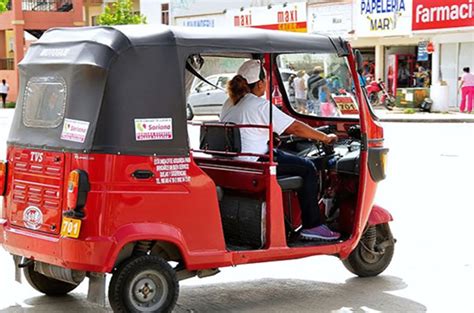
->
xmin=354 ymin=49 xmax=363 ymax=75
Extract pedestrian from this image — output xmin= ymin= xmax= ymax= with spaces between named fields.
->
xmin=459 ymin=67 xmax=474 ymax=113
xmin=294 ymin=70 xmax=307 ymax=114
xmin=307 ymin=66 xmax=330 ymax=115
xmin=397 ymin=62 xmax=410 ymax=87
xmin=0 ymin=79 xmax=9 ymax=108
xmin=287 ymin=73 xmax=296 ymax=107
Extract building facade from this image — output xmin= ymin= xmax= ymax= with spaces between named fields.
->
xmin=168 ymin=0 xmax=473 ymax=109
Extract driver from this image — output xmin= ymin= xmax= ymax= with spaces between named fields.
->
xmin=220 ymin=60 xmax=340 ymax=241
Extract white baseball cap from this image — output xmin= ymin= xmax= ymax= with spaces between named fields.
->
xmin=237 ymin=59 xmax=266 ymax=84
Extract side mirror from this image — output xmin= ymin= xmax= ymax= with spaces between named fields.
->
xmin=354 ymin=49 xmax=363 ymax=75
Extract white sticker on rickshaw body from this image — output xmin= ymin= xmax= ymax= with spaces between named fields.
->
xmin=61 ymin=118 xmax=90 ymax=143
xmin=153 ymin=157 xmax=191 ymax=184
xmin=135 ymin=118 xmax=173 ymax=141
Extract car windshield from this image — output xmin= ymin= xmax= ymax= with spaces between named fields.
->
xmin=277 ymin=53 xmax=359 ymax=118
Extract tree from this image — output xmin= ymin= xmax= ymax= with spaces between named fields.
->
xmin=0 ymin=0 xmax=9 ymax=13
xmin=97 ymin=0 xmax=146 ymax=26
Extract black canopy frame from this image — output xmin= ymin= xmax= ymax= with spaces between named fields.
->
xmin=8 ymin=25 xmax=350 ymax=157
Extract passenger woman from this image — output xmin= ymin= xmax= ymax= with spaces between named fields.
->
xmin=220 ymin=60 xmax=340 ymax=241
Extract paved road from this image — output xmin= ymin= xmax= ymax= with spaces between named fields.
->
xmin=0 ymin=109 xmax=473 ymax=312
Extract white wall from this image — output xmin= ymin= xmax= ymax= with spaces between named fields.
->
xmin=141 ymin=0 xmax=167 ymax=24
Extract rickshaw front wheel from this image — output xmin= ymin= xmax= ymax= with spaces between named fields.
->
xmin=23 ymin=263 xmax=80 ymax=296
xmin=108 ymin=255 xmax=179 ymax=313
xmin=342 ymin=223 xmax=395 ymax=277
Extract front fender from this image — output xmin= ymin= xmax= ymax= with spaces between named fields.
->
xmin=368 ymin=204 xmax=393 ymax=226
xmin=104 ymin=223 xmax=189 ymax=272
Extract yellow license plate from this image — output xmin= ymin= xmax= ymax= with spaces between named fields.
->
xmin=60 ymin=217 xmax=82 ymax=238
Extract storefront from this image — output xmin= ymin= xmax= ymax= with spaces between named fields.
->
xmin=412 ymin=0 xmax=474 ymax=109
xmin=352 ymin=0 xmax=434 ymax=107
xmin=352 ymin=0 xmax=415 ymax=83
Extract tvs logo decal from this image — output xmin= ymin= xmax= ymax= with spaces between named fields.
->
xmin=23 ymin=206 xmax=43 ymax=230
xmin=30 ymin=151 xmax=43 ymax=163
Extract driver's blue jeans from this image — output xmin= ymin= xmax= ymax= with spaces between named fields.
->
xmin=274 ymin=149 xmax=321 ymax=229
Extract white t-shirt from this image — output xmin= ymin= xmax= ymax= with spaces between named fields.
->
xmin=294 ymin=77 xmax=306 ymax=99
xmin=220 ymin=93 xmax=295 ymax=161
xmin=0 ymin=83 xmax=8 ymax=94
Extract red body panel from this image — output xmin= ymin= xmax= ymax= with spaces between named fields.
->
xmin=368 ymin=204 xmax=393 ymax=226
xmin=7 ymin=149 xmax=65 ymax=235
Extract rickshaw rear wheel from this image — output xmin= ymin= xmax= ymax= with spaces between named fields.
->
xmin=108 ymin=255 xmax=179 ymax=313
xmin=342 ymin=223 xmax=395 ymax=277
xmin=23 ymin=264 xmax=80 ymax=296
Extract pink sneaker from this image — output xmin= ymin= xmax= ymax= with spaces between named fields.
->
xmin=301 ymin=225 xmax=340 ymax=240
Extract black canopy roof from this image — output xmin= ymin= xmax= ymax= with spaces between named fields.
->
xmin=8 ymin=25 xmax=349 ymax=156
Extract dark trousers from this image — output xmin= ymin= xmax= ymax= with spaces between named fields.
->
xmin=274 ymin=149 xmax=321 ymax=229
xmin=0 ymin=93 xmax=6 ymax=108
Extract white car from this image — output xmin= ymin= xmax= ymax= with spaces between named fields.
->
xmin=187 ymin=73 xmax=233 ymax=119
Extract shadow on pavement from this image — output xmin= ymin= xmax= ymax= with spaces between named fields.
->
xmin=0 ymin=293 xmax=109 ymax=313
xmin=176 ymin=276 xmax=426 ymax=313
xmin=0 ymin=275 xmax=426 ymax=312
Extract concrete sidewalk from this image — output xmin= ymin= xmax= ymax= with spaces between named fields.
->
xmin=375 ymin=108 xmax=474 ymax=123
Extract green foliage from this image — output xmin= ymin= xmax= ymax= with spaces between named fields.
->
xmin=0 ymin=0 xmax=9 ymax=13
xmin=5 ymin=102 xmax=15 ymax=109
xmin=97 ymin=0 xmax=147 ymax=26
xmin=403 ymin=108 xmax=416 ymax=114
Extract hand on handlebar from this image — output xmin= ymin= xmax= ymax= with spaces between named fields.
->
xmin=323 ymin=133 xmax=338 ymax=145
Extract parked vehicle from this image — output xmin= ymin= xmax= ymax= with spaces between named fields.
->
xmin=0 ymin=25 xmax=394 ymax=312
xmin=366 ymin=78 xmax=396 ymax=110
xmin=187 ymin=73 xmax=233 ymax=119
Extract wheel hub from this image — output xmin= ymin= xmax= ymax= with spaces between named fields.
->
xmin=129 ymin=270 xmax=168 ymax=311
xmin=135 ymin=278 xmax=156 ymax=301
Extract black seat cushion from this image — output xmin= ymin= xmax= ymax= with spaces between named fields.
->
xmin=277 ymin=175 xmax=303 ymax=191
xmin=200 ymin=122 xmax=241 ymax=155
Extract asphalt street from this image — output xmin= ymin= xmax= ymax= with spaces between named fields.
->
xmin=0 ymin=109 xmax=473 ymax=312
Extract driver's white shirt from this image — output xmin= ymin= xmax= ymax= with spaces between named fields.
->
xmin=220 ymin=93 xmax=295 ymax=161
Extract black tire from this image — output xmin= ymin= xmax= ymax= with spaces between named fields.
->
xmin=23 ymin=264 xmax=80 ymax=296
xmin=383 ymin=96 xmax=396 ymax=110
xmin=342 ymin=223 xmax=395 ymax=277
xmin=369 ymin=93 xmax=379 ymax=107
xmin=186 ymin=104 xmax=194 ymax=120
xmin=108 ymin=255 xmax=179 ymax=313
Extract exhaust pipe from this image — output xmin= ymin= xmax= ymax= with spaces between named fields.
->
xmin=34 ymin=261 xmax=86 ymax=285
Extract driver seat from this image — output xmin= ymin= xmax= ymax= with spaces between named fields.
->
xmin=199 ymin=122 xmax=304 ymax=188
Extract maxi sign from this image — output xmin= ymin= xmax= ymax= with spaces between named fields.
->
xmin=355 ymin=0 xmax=412 ymax=37
xmin=227 ymin=2 xmax=307 ymax=33
xmin=412 ymin=0 xmax=474 ymax=31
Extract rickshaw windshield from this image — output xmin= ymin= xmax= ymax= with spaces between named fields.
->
xmin=277 ymin=53 xmax=359 ymax=118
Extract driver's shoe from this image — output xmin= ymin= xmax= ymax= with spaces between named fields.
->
xmin=301 ymin=225 xmax=340 ymax=240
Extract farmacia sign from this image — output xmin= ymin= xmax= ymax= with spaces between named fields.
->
xmin=412 ymin=0 xmax=474 ymax=31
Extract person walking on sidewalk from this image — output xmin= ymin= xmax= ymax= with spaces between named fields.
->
xmin=0 ymin=79 xmax=9 ymax=108
xmin=459 ymin=67 xmax=474 ymax=113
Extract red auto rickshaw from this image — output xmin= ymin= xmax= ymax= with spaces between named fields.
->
xmin=0 ymin=25 xmax=394 ymax=312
